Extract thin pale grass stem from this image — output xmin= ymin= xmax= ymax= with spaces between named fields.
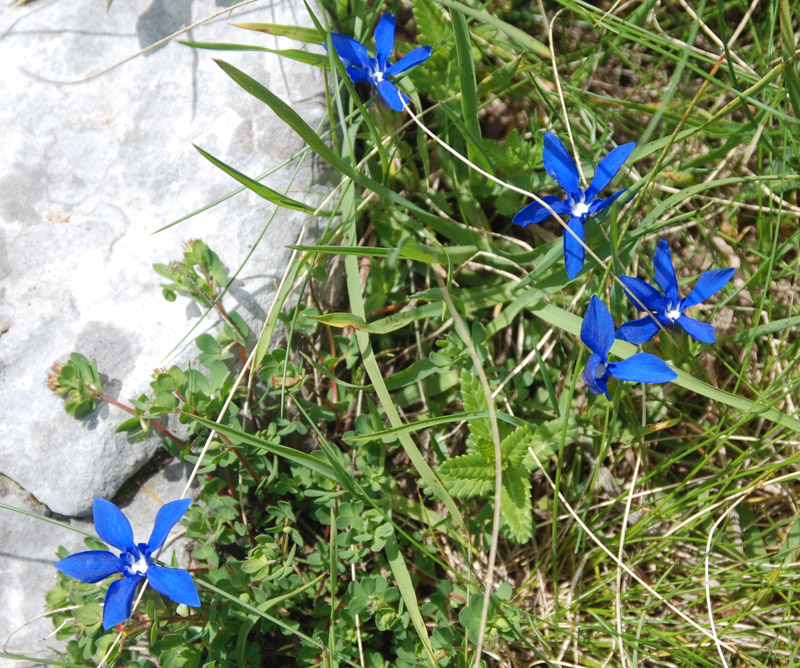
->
xmin=545 ymin=8 xmax=586 ymax=186
xmin=526 ymin=446 xmax=742 ymax=654
xmin=615 ymin=448 xmax=641 ymax=668
xmin=351 ymin=563 xmax=366 ymax=668
xmin=674 ymin=0 xmax=753 ymax=74
xmin=492 ymin=328 xmax=555 ymax=398
xmin=0 ymin=0 xmax=28 ymax=26
xmin=653 ymin=184 xmax=800 ymax=217
xmin=664 ymin=468 xmax=800 ymax=538
xmin=704 ymin=496 xmax=747 ymax=668
xmin=430 ymin=272 xmax=503 ymax=668
xmin=2 ymin=606 xmax=78 ymax=652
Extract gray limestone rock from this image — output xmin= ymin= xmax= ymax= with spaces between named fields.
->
xmin=0 ymin=0 xmax=329 ymax=518
xmin=0 ymin=0 xmax=330 ymax=660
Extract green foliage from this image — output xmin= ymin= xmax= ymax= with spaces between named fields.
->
xmin=439 ymin=370 xmax=562 ymax=542
xmin=153 ymin=239 xmax=229 ymax=307
xmin=47 ymin=352 xmax=104 ymax=418
xmin=35 ymin=1 xmax=800 ymax=667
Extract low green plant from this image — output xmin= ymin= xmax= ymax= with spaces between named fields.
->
xmin=7 ymin=0 xmax=800 ymax=666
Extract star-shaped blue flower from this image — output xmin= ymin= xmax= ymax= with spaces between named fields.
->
xmin=582 ymin=295 xmax=677 ymax=400
xmin=56 ymin=498 xmax=200 ymax=630
xmin=329 ymin=13 xmax=432 ymax=112
xmin=514 ymin=132 xmax=635 ymax=279
xmin=615 ymin=238 xmax=734 ymax=345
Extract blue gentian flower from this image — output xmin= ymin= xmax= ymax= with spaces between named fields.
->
xmin=56 ymin=498 xmax=200 ymax=630
xmin=514 ymin=132 xmax=636 ymax=279
xmin=582 ymin=295 xmax=677 ymax=400
xmin=615 ymin=238 xmax=734 ymax=344
xmin=329 ymin=13 xmax=432 ymax=112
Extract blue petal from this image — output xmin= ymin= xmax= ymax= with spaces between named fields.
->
xmin=512 ymin=195 xmax=570 ymax=227
xmin=93 ymin=499 xmax=135 ymax=552
xmin=563 ymin=217 xmax=585 ymax=279
xmin=582 ymin=352 xmax=610 ymax=399
xmin=345 ymin=66 xmax=370 ymax=84
xmin=329 ymin=33 xmax=370 ymax=70
xmin=608 ymin=353 xmax=677 ymax=383
xmin=676 ymin=314 xmax=716 ymax=343
xmin=385 ymin=46 xmax=432 ymax=76
xmin=653 ymin=238 xmax=680 ymax=304
xmin=376 ymin=79 xmax=407 ymax=111
xmin=615 ymin=316 xmax=661 ymax=345
xmin=681 ymin=267 xmax=734 ymax=309
xmin=581 ymin=295 xmax=616 ymax=358
xmin=147 ymin=498 xmax=191 ymax=552
xmin=373 ymin=14 xmax=395 ymax=68
xmin=147 ymin=565 xmax=201 ymax=608
xmin=588 ymin=187 xmax=628 ymax=216
xmin=102 ymin=575 xmax=141 ymax=630
xmin=585 ymin=142 xmax=635 ymax=202
xmin=542 ymin=132 xmax=581 ymax=200
xmin=618 ymin=275 xmax=665 ymax=312
xmin=56 ymin=550 xmax=124 ymax=584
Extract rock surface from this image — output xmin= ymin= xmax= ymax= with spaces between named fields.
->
xmin=0 ymin=0 xmax=328 ymax=517
xmin=0 ymin=0 xmax=328 ymax=659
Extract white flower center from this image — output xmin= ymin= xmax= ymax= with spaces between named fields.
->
xmin=128 ymin=552 xmax=149 ymax=576
xmin=571 ymin=201 xmax=589 ymax=218
xmin=595 ymin=363 xmax=607 ymax=379
xmin=665 ymin=304 xmax=682 ymax=321
xmin=374 ymin=70 xmax=384 ymax=83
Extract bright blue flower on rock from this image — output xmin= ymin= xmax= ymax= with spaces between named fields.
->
xmin=329 ymin=13 xmax=432 ymax=112
xmin=514 ymin=132 xmax=635 ymax=279
xmin=581 ymin=295 xmax=677 ymax=400
xmin=615 ymin=238 xmax=734 ymax=345
xmin=56 ymin=498 xmax=200 ymax=630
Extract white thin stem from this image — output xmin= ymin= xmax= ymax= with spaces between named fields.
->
xmin=526 ymin=446 xmax=740 ymax=653
xmin=615 ymin=448 xmax=641 ymax=668
xmin=546 ymin=8 xmax=586 ymax=186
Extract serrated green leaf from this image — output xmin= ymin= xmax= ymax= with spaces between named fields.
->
xmin=501 ymin=470 xmax=533 ymax=543
xmin=413 ymin=0 xmax=450 ymax=46
xmin=500 ymin=424 xmax=533 ymax=470
xmin=439 ymin=453 xmax=494 ymax=497
xmin=460 ymin=369 xmax=491 ymax=447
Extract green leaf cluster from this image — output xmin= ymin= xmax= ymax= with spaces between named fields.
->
xmin=438 ymin=370 xmax=558 ymax=542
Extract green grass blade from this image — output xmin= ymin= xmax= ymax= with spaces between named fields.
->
xmin=384 ymin=529 xmax=436 ymax=667
xmin=231 ymin=22 xmax=323 ymax=44
xmin=194 ymin=145 xmax=323 ymax=215
xmin=434 ymin=0 xmax=550 ymax=58
xmin=529 ymin=302 xmax=800 ymax=433
xmin=779 ymin=0 xmax=800 ymax=119
xmin=186 ymin=413 xmax=339 ymax=479
xmin=451 ymin=11 xmax=487 ymax=171
xmin=181 ymin=40 xmax=329 ymax=67
xmin=214 ymin=58 xmax=480 ymax=244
